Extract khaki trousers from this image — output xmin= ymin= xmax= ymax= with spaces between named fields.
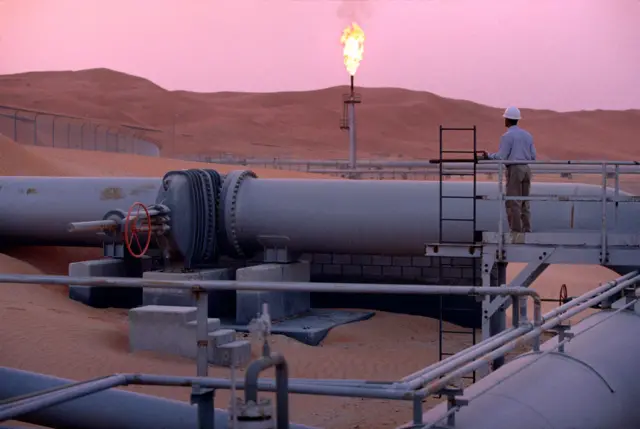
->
xmin=505 ymin=165 xmax=532 ymax=233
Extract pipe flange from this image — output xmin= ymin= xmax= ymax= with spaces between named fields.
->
xmin=101 ymin=209 xmax=127 ymax=239
xmin=223 ymin=169 xmax=257 ymax=258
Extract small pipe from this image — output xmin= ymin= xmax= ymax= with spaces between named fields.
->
xmin=401 ymin=272 xmax=634 ymax=388
xmin=0 ymin=375 xmax=127 ymax=422
xmin=306 ymin=168 xmax=640 ymax=177
xmin=601 ymin=163 xmax=608 ymax=264
xmin=483 ymin=160 xmax=640 ymax=166
xmin=543 ymin=271 xmax=637 ymax=322
xmin=244 ymin=353 xmax=289 ymax=429
xmin=399 ymin=327 xmax=520 ymax=384
xmin=0 ymin=274 xmax=540 ymax=300
xmin=416 ymin=274 xmax=640 ymax=396
xmin=67 ymin=220 xmax=118 ymax=233
xmin=399 ymin=325 xmax=532 ymax=390
xmin=195 ymin=292 xmax=209 ymax=379
xmin=209 ymin=158 xmax=640 ymax=172
xmin=0 ymin=370 xmax=423 ymax=424
xmin=0 ymin=374 xmax=118 ymax=407
xmin=127 ymin=374 xmax=418 ymax=400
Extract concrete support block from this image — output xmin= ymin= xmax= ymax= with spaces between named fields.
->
xmin=210 ymin=340 xmax=252 ymax=368
xmin=68 ymin=259 xmax=139 ymax=308
xmin=209 ymin=329 xmax=236 ymax=348
xmin=142 ymin=268 xmax=235 ymax=319
xmin=235 ymin=262 xmax=311 ymax=324
xmin=129 ymin=305 xmax=196 ymax=356
xmin=128 ymin=305 xmax=221 ymax=359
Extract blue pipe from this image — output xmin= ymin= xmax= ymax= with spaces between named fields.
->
xmin=0 ymin=368 xmax=316 ymax=429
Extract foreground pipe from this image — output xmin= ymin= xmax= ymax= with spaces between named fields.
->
xmin=0 ymin=369 xmax=316 ymax=429
xmin=0 ymin=375 xmax=127 ymax=422
xmin=408 ymin=306 xmax=640 ymax=429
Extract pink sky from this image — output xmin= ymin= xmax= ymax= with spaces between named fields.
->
xmin=0 ymin=0 xmax=638 ymax=111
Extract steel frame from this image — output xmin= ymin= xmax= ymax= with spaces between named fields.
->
xmin=425 ymin=159 xmax=640 ymax=380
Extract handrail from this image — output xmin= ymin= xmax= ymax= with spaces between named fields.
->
xmin=480 ymin=160 xmax=640 ymax=266
xmin=0 ymin=272 xmax=636 ymax=425
xmin=414 ymin=273 xmax=640 ymax=396
xmin=0 ymin=371 xmax=420 ymax=423
xmin=398 ymin=271 xmax=637 ymax=389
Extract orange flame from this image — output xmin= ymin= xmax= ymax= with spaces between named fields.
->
xmin=340 ymin=22 xmax=365 ymax=76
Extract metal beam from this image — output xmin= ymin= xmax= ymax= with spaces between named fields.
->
xmin=486 ymin=253 xmax=554 ymax=318
xmin=486 ymin=245 xmax=640 ymax=266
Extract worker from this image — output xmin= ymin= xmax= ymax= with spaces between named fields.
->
xmin=480 ymin=106 xmax=536 ymax=233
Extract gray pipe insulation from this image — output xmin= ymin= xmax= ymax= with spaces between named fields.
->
xmin=410 ymin=306 xmax=640 ymax=429
xmin=0 ymin=177 xmax=161 ymax=246
xmin=0 ymin=368 xmax=315 ymax=429
xmin=0 ymin=172 xmax=638 ymax=258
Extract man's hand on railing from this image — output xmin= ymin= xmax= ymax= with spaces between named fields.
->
xmin=477 ymin=150 xmax=489 ymax=160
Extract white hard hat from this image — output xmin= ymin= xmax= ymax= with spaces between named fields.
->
xmin=502 ymin=106 xmax=521 ymax=120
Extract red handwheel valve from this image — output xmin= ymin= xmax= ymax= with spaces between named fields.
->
xmin=124 ymin=202 xmax=152 ymax=258
xmin=559 ymin=284 xmax=568 ymax=306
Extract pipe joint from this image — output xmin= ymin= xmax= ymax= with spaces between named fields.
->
xmin=244 ymin=353 xmax=290 ymax=429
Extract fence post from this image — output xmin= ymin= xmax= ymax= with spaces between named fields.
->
xmin=93 ymin=124 xmax=100 ymax=150
xmin=52 ymin=116 xmax=58 ymax=147
xmin=66 ymin=120 xmax=71 ymax=149
xmin=12 ymin=110 xmax=18 ymax=141
xmin=80 ymin=122 xmax=87 ymax=149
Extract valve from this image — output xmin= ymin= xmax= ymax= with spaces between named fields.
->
xmin=541 ymin=284 xmax=571 ymax=307
xmin=248 ymin=303 xmax=272 ymax=357
xmin=559 ymin=284 xmax=569 ymax=306
xmin=228 ymin=398 xmax=274 ymax=429
xmin=124 ymin=202 xmax=152 ymax=258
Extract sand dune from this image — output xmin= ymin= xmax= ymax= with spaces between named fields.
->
xmin=2 ymin=69 xmax=639 ymax=161
xmin=0 ymin=68 xmax=636 ymax=428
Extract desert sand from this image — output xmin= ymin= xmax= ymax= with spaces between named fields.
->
xmin=2 ymin=69 xmax=640 ymax=161
xmin=0 ymin=69 xmax=635 ymax=428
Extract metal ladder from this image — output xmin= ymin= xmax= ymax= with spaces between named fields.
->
xmin=436 ymin=125 xmax=479 ymax=384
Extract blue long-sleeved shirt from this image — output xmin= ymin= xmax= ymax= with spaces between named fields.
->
xmin=488 ymin=125 xmax=536 ymax=163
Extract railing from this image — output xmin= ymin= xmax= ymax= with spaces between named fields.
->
xmin=0 ymin=274 xmax=541 ymax=428
xmin=0 ymin=104 xmax=162 ymax=157
xmin=0 ymin=272 xmax=637 ymax=428
xmin=481 ymin=160 xmax=640 ymax=263
xmin=193 ymin=155 xmax=640 ymax=181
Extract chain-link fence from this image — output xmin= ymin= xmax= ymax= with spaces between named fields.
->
xmin=0 ymin=105 xmax=161 ymax=156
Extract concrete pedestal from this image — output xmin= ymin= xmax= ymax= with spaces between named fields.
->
xmin=235 ymin=262 xmax=311 ymax=324
xmin=142 ymin=268 xmax=235 ymax=318
xmin=129 ymin=305 xmax=251 ymax=364
xmin=68 ymin=259 xmax=139 ymax=308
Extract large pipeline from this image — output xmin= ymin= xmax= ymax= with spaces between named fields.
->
xmin=0 ymin=173 xmax=638 ymax=258
xmin=0 ymin=177 xmax=160 ymax=246
xmin=0 ymin=368 xmax=314 ymax=429
xmin=411 ymin=307 xmax=640 ymax=429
